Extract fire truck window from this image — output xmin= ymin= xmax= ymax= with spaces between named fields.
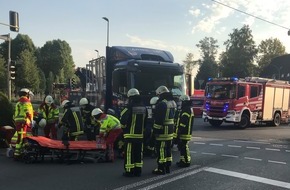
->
xmin=238 ymin=85 xmax=245 ymax=98
xmin=250 ymin=86 xmax=258 ymax=98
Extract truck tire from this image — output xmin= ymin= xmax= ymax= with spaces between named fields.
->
xmin=271 ymin=112 xmax=281 ymax=126
xmin=239 ymin=114 xmax=250 ymax=129
xmin=209 ymin=120 xmax=223 ymax=127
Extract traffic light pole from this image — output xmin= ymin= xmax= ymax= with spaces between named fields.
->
xmin=0 ymin=34 xmax=11 ymax=100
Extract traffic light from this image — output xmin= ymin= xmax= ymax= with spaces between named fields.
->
xmin=9 ymin=11 xmax=19 ymax=32
xmin=71 ymin=78 xmax=76 ymax=89
xmin=9 ymin=61 xmax=16 ymax=80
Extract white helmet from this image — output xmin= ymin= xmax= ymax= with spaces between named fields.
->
xmin=39 ymin=118 xmax=47 ymax=128
xmin=79 ymin=98 xmax=89 ymax=106
xmin=45 ymin=95 xmax=54 ymax=105
xmin=20 ymin=88 xmax=34 ymax=97
xmin=150 ymin=97 xmax=159 ymax=105
xmin=156 ymin=85 xmax=169 ymax=95
xmin=127 ymin=88 xmax=140 ymax=97
xmin=61 ymin=100 xmax=70 ymax=108
xmin=91 ymin=108 xmax=103 ymax=117
xmin=179 ymin=95 xmax=190 ymax=101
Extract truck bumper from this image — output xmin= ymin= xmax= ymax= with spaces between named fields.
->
xmin=203 ymin=111 xmax=240 ymax=123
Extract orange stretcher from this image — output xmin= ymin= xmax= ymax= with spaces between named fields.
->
xmin=18 ymin=136 xmax=109 ymax=164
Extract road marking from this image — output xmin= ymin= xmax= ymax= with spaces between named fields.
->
xmin=265 ymin=148 xmax=280 ymax=152
xmin=286 ymin=150 xmax=290 ymax=153
xmin=209 ymin=143 xmax=223 ymax=146
xmin=228 ymin=145 xmax=242 ymax=148
xmin=204 ymin=167 xmax=290 ymax=189
xmin=221 ymin=154 xmax=239 ymax=158
xmin=194 ymin=142 xmax=205 ymax=145
xmin=246 ymin=146 xmax=260 ymax=150
xmin=136 ymin=167 xmax=206 ymax=190
xmin=268 ymin=160 xmax=287 ymax=165
xmin=234 ymin=140 xmax=270 ymax=144
xmin=201 ymin=152 xmax=216 ymax=155
xmin=113 ymin=165 xmax=202 ymax=190
xmin=244 ymin=157 xmax=262 ymax=161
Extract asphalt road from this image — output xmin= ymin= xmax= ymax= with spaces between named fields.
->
xmin=1 ymin=118 xmax=290 ymax=190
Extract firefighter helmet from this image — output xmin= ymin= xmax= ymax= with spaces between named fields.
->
xmin=61 ymin=100 xmax=70 ymax=108
xmin=91 ymin=108 xmax=103 ymax=117
xmin=19 ymin=88 xmax=34 ymax=97
xmin=45 ymin=95 xmax=54 ymax=105
xmin=79 ymin=98 xmax=89 ymax=106
xmin=150 ymin=97 xmax=159 ymax=105
xmin=38 ymin=118 xmax=47 ymax=128
xmin=156 ymin=85 xmax=169 ymax=95
xmin=179 ymin=95 xmax=190 ymax=101
xmin=127 ymin=88 xmax=140 ymax=97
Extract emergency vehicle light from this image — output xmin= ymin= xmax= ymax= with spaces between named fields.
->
xmin=208 ymin=77 xmax=238 ymax=82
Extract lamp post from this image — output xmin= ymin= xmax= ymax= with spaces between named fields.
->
xmin=102 ymin=17 xmax=109 ymax=47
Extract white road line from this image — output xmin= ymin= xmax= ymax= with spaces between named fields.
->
xmin=228 ymin=145 xmax=242 ymax=148
xmin=221 ymin=154 xmax=239 ymax=158
xmin=136 ymin=167 xmax=206 ymax=190
xmin=268 ymin=160 xmax=287 ymax=165
xmin=246 ymin=146 xmax=261 ymax=150
xmin=201 ymin=152 xmax=216 ymax=155
xmin=193 ymin=142 xmax=206 ymax=145
xmin=209 ymin=143 xmax=223 ymax=146
xmin=265 ymin=148 xmax=280 ymax=152
xmin=286 ymin=150 xmax=290 ymax=153
xmin=244 ymin=157 xmax=262 ymax=161
xmin=113 ymin=165 xmax=201 ymax=190
xmin=234 ymin=140 xmax=270 ymax=144
xmin=205 ymin=167 xmax=290 ymax=189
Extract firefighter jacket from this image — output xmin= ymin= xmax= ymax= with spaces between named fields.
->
xmin=98 ymin=114 xmax=121 ymax=136
xmin=37 ymin=103 xmax=59 ymax=124
xmin=14 ymin=96 xmax=34 ymax=126
xmin=80 ymin=104 xmax=95 ymax=126
xmin=176 ymin=101 xmax=194 ymax=141
xmin=153 ymin=95 xmax=176 ymax=141
xmin=120 ymin=98 xmax=148 ymax=143
xmin=60 ymin=106 xmax=84 ymax=136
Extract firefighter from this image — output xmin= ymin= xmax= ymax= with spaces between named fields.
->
xmin=79 ymin=97 xmax=96 ymax=140
xmin=91 ymin=108 xmax=123 ymax=161
xmin=152 ymin=85 xmax=176 ymax=175
xmin=176 ymin=95 xmax=194 ymax=167
xmin=120 ymin=88 xmax=147 ymax=177
xmin=59 ymin=100 xmax=84 ymax=145
xmin=36 ymin=95 xmax=59 ymax=139
xmin=143 ymin=96 xmax=159 ymax=157
xmin=13 ymin=88 xmax=34 ymax=160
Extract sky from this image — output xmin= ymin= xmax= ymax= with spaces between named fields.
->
xmin=1 ymin=0 xmax=290 ymax=75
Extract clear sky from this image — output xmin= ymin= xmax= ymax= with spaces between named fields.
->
xmin=1 ymin=0 xmax=290 ymax=72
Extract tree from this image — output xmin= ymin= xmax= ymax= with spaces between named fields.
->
xmin=220 ymin=25 xmax=258 ymax=77
xmin=257 ymin=38 xmax=286 ymax=72
xmin=0 ymin=55 xmax=7 ymax=92
xmin=38 ymin=39 xmax=75 ymax=82
xmin=195 ymin=37 xmax=219 ymax=89
xmin=183 ymin=53 xmax=197 ymax=74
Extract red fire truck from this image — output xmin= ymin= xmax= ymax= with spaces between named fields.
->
xmin=191 ymin=89 xmax=205 ymax=117
xmin=202 ymin=77 xmax=290 ymax=128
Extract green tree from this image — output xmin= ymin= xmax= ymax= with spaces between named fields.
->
xmin=257 ymin=38 xmax=286 ymax=72
xmin=183 ymin=53 xmax=197 ymax=74
xmin=0 ymin=55 xmax=7 ymax=92
xmin=195 ymin=37 xmax=219 ymax=89
xmin=220 ymin=25 xmax=258 ymax=77
xmin=38 ymin=39 xmax=75 ymax=82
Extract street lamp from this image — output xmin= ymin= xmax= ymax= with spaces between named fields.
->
xmin=102 ymin=17 xmax=109 ymax=47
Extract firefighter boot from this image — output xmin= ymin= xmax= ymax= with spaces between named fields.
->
xmin=152 ymin=164 xmax=166 ymax=175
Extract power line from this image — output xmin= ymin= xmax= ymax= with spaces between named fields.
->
xmin=211 ymin=0 xmax=290 ymax=30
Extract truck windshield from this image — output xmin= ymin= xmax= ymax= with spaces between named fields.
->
xmin=205 ymin=84 xmax=236 ymax=99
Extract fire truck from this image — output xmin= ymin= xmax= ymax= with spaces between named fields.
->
xmin=202 ymin=77 xmax=290 ymax=128
xmin=191 ymin=89 xmax=205 ymax=117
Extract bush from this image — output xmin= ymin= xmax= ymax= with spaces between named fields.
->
xmin=0 ymin=92 xmax=15 ymax=128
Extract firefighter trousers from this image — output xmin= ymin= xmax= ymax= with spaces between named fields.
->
xmin=155 ymin=140 xmax=172 ymax=171
xmin=178 ymin=139 xmax=191 ymax=164
xmin=124 ymin=141 xmax=143 ymax=174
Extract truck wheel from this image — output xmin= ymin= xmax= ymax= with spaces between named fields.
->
xmin=271 ymin=112 xmax=281 ymax=126
xmin=209 ymin=120 xmax=223 ymax=127
xmin=239 ymin=114 xmax=250 ymax=129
